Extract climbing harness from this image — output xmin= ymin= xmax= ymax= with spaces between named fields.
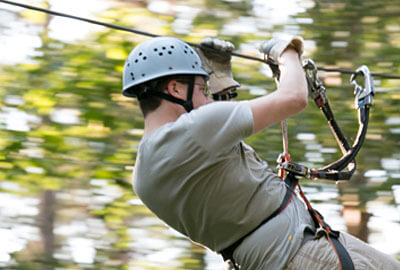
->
xmin=273 ymin=59 xmax=375 ymax=270
xmin=220 ymin=57 xmax=371 ymax=269
xmin=1 ymin=0 xmax=400 ymax=80
xmin=221 ymin=174 xmax=355 ymax=270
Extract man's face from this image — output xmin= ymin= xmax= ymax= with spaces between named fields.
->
xmin=191 ymin=76 xmax=213 ymax=109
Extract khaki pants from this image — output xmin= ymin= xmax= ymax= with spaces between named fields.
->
xmin=285 ymin=231 xmax=400 ymax=270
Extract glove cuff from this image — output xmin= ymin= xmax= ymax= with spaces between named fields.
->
xmin=208 ymin=73 xmax=240 ymax=94
xmin=196 ymin=48 xmax=240 ymax=94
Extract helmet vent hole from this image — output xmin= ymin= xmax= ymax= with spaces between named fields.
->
xmin=162 ymin=46 xmax=166 ymax=50
xmin=130 ymin=72 xmax=135 ymax=80
xmin=192 ymin=65 xmax=195 ymax=69
xmin=170 ymin=45 xmax=174 ymax=49
xmin=159 ymin=52 xmax=163 ymax=56
xmin=134 ymin=59 xmax=138 ymax=63
xmin=154 ymin=48 xmax=158 ymax=51
xmin=139 ymin=52 xmax=143 ymax=56
xmin=142 ymin=73 xmax=145 ymax=77
xmin=143 ymin=56 xmax=147 ymax=60
xmin=168 ymin=51 xmax=172 ymax=54
xmin=184 ymin=50 xmax=188 ymax=54
xmin=169 ymin=66 xmax=173 ymax=70
xmin=127 ymin=63 xmax=130 ymax=67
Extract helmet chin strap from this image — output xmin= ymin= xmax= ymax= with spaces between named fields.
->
xmin=184 ymin=77 xmax=195 ymax=111
xmin=138 ymin=77 xmax=195 ymax=112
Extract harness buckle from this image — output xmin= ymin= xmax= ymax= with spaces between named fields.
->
xmin=350 ymin=65 xmax=375 ymax=109
xmin=278 ymin=161 xmax=310 ymax=178
xmin=276 ymin=152 xmax=290 ymax=164
xmin=314 ymin=227 xmax=329 ymax=240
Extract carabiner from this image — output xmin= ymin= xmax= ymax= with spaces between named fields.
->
xmin=303 ymin=59 xmax=329 ymax=107
xmin=303 ymin=59 xmax=318 ymax=79
xmin=350 ymin=65 xmax=375 ymax=109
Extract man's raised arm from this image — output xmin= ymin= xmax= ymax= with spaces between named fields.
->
xmin=249 ymin=37 xmax=308 ymax=134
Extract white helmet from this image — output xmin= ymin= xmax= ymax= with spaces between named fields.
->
xmin=122 ymin=36 xmax=208 ymax=98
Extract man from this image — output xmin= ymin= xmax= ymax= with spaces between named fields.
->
xmin=122 ymin=36 xmax=400 ymax=269
xmin=194 ymin=37 xmax=240 ymax=101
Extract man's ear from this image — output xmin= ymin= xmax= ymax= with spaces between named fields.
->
xmin=166 ymin=80 xmax=185 ymax=99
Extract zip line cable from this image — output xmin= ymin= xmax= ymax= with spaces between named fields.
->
xmin=1 ymin=0 xmax=400 ymax=79
xmin=0 ymin=0 xmax=159 ymax=38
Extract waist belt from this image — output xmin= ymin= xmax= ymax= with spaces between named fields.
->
xmin=219 ymin=173 xmax=355 ymax=270
xmin=220 ymin=173 xmax=298 ymax=267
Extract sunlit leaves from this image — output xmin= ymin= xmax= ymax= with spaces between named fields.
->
xmin=23 ymin=88 xmax=56 ymax=114
xmin=106 ymin=48 xmax=128 ymax=61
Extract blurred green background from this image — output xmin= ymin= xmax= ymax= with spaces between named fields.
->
xmin=0 ymin=0 xmax=399 ymax=269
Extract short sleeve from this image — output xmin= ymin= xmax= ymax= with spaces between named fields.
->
xmin=180 ymin=101 xmax=254 ymax=154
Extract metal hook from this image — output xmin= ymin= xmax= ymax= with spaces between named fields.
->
xmin=350 ymin=65 xmax=375 ymax=109
xmin=303 ymin=59 xmax=318 ymax=81
xmin=303 ymin=59 xmax=328 ymax=105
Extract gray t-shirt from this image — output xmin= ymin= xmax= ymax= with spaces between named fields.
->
xmin=133 ymin=101 xmax=314 ymax=269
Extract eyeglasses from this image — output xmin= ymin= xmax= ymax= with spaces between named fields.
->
xmin=194 ymin=83 xmax=210 ymax=97
xmin=176 ymin=80 xmax=210 ymax=97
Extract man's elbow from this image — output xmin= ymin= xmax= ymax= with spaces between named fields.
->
xmin=288 ymin=92 xmax=308 ymax=114
xmin=297 ymin=93 xmax=308 ymax=110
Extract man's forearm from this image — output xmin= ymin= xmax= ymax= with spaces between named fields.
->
xmin=249 ymin=49 xmax=307 ymax=134
xmin=277 ymin=49 xmax=308 ymax=105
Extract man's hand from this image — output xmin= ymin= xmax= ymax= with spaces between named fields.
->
xmin=195 ymin=38 xmax=240 ymax=95
xmin=259 ymin=35 xmax=304 ymax=78
xmin=199 ymin=37 xmax=235 ymax=63
xmin=260 ymin=36 xmax=304 ymax=65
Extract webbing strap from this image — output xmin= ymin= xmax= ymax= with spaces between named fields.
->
xmin=330 ymin=235 xmax=355 ymax=270
xmin=220 ymin=173 xmax=354 ymax=269
xmin=289 ymin=60 xmax=374 ymax=181
xmin=297 ymin=184 xmax=355 ymax=270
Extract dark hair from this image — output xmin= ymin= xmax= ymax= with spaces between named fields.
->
xmin=136 ymin=74 xmax=196 ymax=117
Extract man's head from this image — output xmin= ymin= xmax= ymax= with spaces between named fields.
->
xmin=212 ymin=87 xmax=238 ymax=101
xmin=122 ymin=37 xmax=209 ymax=115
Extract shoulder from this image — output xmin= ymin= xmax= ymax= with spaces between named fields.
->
xmin=181 ymin=101 xmax=253 ymax=126
xmin=179 ymin=101 xmax=254 ymax=152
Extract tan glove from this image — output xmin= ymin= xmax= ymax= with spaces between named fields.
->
xmin=259 ymin=35 xmax=304 ymax=65
xmin=195 ymin=38 xmax=240 ymax=94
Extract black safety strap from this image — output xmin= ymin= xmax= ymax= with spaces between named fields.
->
xmin=305 ymin=205 xmax=355 ymax=270
xmin=278 ymin=61 xmax=374 ymax=181
xmin=295 ymin=179 xmax=354 ymax=270
xmin=220 ymin=173 xmax=298 ymax=269
xmin=330 ymin=234 xmax=355 ymax=270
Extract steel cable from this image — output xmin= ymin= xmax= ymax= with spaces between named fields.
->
xmin=2 ymin=0 xmax=400 ymax=79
